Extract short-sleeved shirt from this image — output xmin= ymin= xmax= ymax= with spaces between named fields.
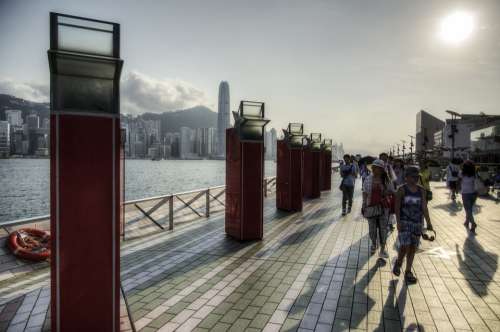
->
xmin=340 ymin=164 xmax=356 ymax=187
xmin=447 ymin=164 xmax=460 ymax=182
xmin=362 ymin=174 xmax=394 ymax=206
xmin=461 ymin=174 xmax=476 ymax=194
xmin=419 ymin=168 xmax=431 ymax=191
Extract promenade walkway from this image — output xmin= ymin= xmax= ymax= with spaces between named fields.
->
xmin=1 ymin=176 xmax=500 ymax=331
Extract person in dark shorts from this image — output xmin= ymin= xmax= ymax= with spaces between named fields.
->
xmin=393 ymin=166 xmax=433 ymax=284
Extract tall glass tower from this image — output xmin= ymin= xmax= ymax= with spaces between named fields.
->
xmin=217 ymin=81 xmax=230 ymax=157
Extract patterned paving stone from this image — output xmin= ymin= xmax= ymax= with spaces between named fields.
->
xmin=3 ymin=177 xmax=500 ymax=331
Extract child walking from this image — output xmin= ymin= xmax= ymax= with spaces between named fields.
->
xmin=393 ymin=166 xmax=433 ymax=284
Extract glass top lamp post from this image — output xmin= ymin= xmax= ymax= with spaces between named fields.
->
xmin=226 ymin=101 xmax=270 ymax=240
xmin=48 ymin=12 xmax=123 ymax=331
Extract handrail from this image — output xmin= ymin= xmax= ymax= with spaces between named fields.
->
xmin=0 ymin=215 xmax=50 ymax=229
xmin=1 ymin=177 xmax=277 ymax=235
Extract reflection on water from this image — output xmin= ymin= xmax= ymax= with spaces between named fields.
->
xmin=0 ymin=159 xmax=276 ymax=223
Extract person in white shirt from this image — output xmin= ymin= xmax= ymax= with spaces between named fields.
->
xmin=379 ymin=152 xmax=397 ymax=231
xmin=461 ymin=160 xmax=477 ymax=234
xmin=446 ymin=158 xmax=461 ymax=201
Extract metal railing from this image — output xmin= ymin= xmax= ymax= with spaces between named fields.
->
xmin=1 ymin=176 xmax=277 ymax=240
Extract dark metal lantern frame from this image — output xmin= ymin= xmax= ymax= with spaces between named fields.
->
xmin=309 ymin=133 xmax=322 ymax=151
xmin=233 ymin=101 xmax=270 ymax=142
xmin=283 ymin=123 xmax=305 ymax=149
xmin=48 ymin=12 xmax=123 ymax=115
xmin=322 ymin=139 xmax=333 ymax=152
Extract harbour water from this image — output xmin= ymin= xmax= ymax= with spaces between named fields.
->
xmin=0 ymin=159 xmax=277 ymax=223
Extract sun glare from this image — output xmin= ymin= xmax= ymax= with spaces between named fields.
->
xmin=439 ymin=11 xmax=475 ymax=45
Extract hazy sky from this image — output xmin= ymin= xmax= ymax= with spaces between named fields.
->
xmin=1 ymin=0 xmax=500 ymax=155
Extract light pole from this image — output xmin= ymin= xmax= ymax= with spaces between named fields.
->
xmin=401 ymin=140 xmax=406 ymax=160
xmin=446 ymin=110 xmax=460 ymax=161
xmin=408 ymin=135 xmax=414 ymax=163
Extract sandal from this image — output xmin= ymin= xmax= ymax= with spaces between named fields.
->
xmin=392 ymin=261 xmax=401 ymax=276
xmin=404 ymin=271 xmax=417 ymax=284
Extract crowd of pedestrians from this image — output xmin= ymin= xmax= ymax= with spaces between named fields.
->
xmin=339 ymin=152 xmax=485 ymax=284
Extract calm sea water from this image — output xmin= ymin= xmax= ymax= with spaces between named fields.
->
xmin=0 ymin=159 xmax=276 ymax=223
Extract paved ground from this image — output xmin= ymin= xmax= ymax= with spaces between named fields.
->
xmin=1 ymin=175 xmax=500 ymax=331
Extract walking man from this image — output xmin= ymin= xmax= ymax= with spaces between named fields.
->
xmin=340 ymin=154 xmax=356 ymax=216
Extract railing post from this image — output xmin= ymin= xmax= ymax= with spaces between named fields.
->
xmin=264 ymin=178 xmax=268 ymax=198
xmin=169 ymin=195 xmax=174 ymax=230
xmin=206 ymin=188 xmax=210 ymax=217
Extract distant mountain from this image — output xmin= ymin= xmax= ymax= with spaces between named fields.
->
xmin=0 ymin=94 xmax=50 ymax=121
xmin=0 ymin=94 xmax=217 ymax=134
xmin=140 ymin=106 xmax=217 ymax=134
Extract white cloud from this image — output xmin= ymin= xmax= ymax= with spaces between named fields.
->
xmin=0 ymin=78 xmax=49 ymax=103
xmin=121 ymin=71 xmax=211 ymax=114
xmin=0 ymin=71 xmax=212 ymax=113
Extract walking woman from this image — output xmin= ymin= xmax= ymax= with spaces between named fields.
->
xmin=461 ymin=160 xmax=477 ymax=234
xmin=362 ymin=159 xmax=394 ymax=258
xmin=393 ymin=166 xmax=433 ymax=284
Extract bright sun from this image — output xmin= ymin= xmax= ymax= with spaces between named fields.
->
xmin=439 ymin=11 xmax=475 ymax=45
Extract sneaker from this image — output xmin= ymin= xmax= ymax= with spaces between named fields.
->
xmin=342 ymin=210 xmax=346 ymax=216
xmin=347 ymin=207 xmax=352 ymax=214
xmin=404 ymin=271 xmax=417 ymax=284
xmin=379 ymin=249 xmax=389 ymax=259
xmin=470 ymin=224 xmax=477 ymax=234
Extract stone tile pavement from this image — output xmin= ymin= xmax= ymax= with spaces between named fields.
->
xmin=1 ymin=176 xmax=500 ymax=331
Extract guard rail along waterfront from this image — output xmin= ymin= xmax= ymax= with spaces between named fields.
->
xmin=0 ymin=176 xmax=277 ymax=241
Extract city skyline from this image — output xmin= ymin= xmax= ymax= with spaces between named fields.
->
xmin=0 ymin=105 xmax=285 ymax=160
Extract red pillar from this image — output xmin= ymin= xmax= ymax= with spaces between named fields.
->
xmin=303 ymin=148 xmax=321 ymax=199
xmin=277 ymin=140 xmax=303 ymax=211
xmin=50 ymin=116 xmax=121 ymax=331
xmin=321 ymin=150 xmax=332 ymax=191
xmin=225 ymin=128 xmax=265 ymax=240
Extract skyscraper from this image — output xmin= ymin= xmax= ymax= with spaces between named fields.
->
xmin=0 ymin=121 xmax=11 ymax=157
xmin=216 ymin=81 xmax=230 ymax=157
xmin=5 ymin=110 xmax=23 ymax=127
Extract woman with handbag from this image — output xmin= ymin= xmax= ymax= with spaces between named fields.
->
xmin=461 ymin=160 xmax=478 ymax=234
xmin=362 ymin=159 xmax=394 ymax=258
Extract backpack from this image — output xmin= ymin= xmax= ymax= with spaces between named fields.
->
xmin=449 ymin=165 xmax=458 ymax=177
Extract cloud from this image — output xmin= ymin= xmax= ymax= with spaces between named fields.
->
xmin=0 ymin=78 xmax=49 ymax=103
xmin=121 ymin=71 xmax=210 ymax=114
xmin=0 ymin=71 xmax=211 ymax=114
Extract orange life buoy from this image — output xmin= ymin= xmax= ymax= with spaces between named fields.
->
xmin=8 ymin=228 xmax=51 ymax=262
